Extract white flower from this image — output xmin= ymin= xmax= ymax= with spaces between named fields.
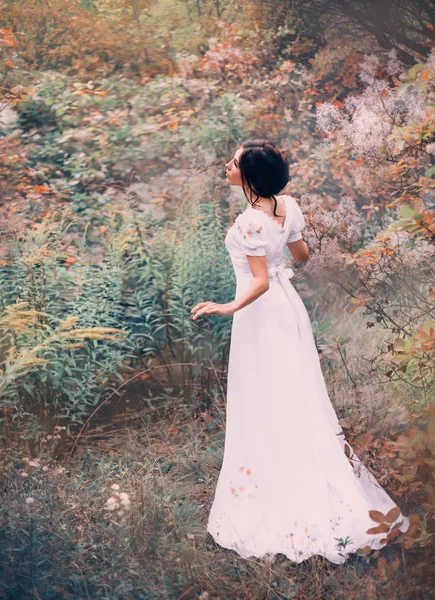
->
xmin=426 ymin=48 xmax=435 ymax=71
xmin=426 ymin=142 xmax=435 ymax=155
xmin=105 ymin=497 xmax=120 ymax=511
xmin=42 ymin=466 xmax=49 ymax=471
xmin=386 ymin=48 xmax=403 ymax=76
xmin=119 ymin=492 xmax=131 ymax=508
xmin=111 ymin=483 xmax=120 ymax=491
xmin=26 ymin=497 xmax=35 ymax=504
xmin=358 ymin=53 xmax=380 ymax=85
xmin=316 ymin=102 xmax=345 ymax=134
xmin=20 ymin=471 xmax=29 ymax=477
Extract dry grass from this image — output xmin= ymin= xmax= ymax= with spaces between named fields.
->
xmin=0 ymin=400 xmax=427 ymax=600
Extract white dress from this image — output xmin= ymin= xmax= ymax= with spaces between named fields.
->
xmin=206 ymin=194 xmax=410 ymax=565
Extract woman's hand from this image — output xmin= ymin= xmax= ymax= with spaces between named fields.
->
xmin=191 ymin=301 xmax=236 ymax=320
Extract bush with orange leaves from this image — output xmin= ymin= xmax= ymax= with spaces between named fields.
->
xmin=314 ymin=49 xmax=435 ymax=394
xmin=1 ymin=0 xmax=171 ymax=80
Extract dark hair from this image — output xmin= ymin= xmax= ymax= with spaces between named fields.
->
xmin=238 ymin=139 xmax=290 ymax=217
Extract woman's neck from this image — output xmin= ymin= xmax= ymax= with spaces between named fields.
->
xmin=249 ymin=195 xmax=280 ymax=212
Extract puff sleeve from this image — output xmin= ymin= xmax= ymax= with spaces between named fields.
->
xmin=233 ymin=212 xmax=269 ymax=256
xmin=286 ymin=199 xmax=306 ymax=243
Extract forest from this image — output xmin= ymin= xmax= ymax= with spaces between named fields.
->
xmin=0 ymin=0 xmax=434 ymax=598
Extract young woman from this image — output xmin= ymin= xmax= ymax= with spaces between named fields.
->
xmin=191 ymin=139 xmax=410 ymax=565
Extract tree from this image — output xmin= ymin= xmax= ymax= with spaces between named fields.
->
xmin=251 ymin=0 xmax=435 ymax=65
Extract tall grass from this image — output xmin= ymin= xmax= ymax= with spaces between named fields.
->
xmin=0 ymin=185 xmax=238 ymax=439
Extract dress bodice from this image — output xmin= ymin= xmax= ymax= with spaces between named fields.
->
xmin=224 ymin=195 xmax=305 ymax=281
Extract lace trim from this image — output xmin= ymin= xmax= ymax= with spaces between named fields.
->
xmin=247 ymin=196 xmax=288 ymax=233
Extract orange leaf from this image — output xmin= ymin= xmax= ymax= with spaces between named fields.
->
xmin=385 ymin=506 xmax=401 ymax=523
xmin=368 ymin=509 xmax=387 ymax=523
xmin=366 ymin=523 xmax=390 ymax=534
xmin=33 ymin=184 xmax=49 ymax=194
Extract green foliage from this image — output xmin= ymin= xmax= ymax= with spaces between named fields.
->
xmin=194 ymin=93 xmax=250 ymax=158
xmin=119 ymin=188 xmax=236 ymax=376
xmin=0 ymin=188 xmax=237 ymax=436
xmin=0 ymin=213 xmax=129 ymax=436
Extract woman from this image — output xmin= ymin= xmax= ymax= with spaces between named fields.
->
xmin=191 ymin=139 xmax=410 ymax=565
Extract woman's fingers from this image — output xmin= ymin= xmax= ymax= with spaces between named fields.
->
xmin=192 ymin=309 xmax=207 ymax=320
xmin=191 ymin=302 xmax=208 ymax=313
xmin=192 ymin=302 xmax=216 ymax=320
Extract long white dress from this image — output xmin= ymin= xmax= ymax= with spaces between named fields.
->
xmin=206 ymin=194 xmax=410 ymax=565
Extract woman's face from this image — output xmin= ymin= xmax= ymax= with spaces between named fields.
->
xmin=225 ymin=147 xmax=243 ymax=187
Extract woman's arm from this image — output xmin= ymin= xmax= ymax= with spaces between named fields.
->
xmin=286 ymin=239 xmax=309 ymax=262
xmin=230 ymin=255 xmax=269 ymax=313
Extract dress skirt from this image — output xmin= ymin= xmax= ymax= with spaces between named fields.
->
xmin=206 ymin=270 xmax=410 ymax=565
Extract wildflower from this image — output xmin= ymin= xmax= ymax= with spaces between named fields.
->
xmin=26 ymin=497 xmax=35 ymax=504
xmin=111 ymin=483 xmax=120 ymax=491
xmin=385 ymin=48 xmax=403 ymax=76
xmin=119 ymin=492 xmax=131 ymax=508
xmin=358 ymin=53 xmax=380 ymax=85
xmin=20 ymin=471 xmax=29 ymax=477
xmin=105 ymin=496 xmax=120 ymax=511
xmin=426 ymin=47 xmax=435 ymax=70
xmin=316 ymin=102 xmax=345 ymax=134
